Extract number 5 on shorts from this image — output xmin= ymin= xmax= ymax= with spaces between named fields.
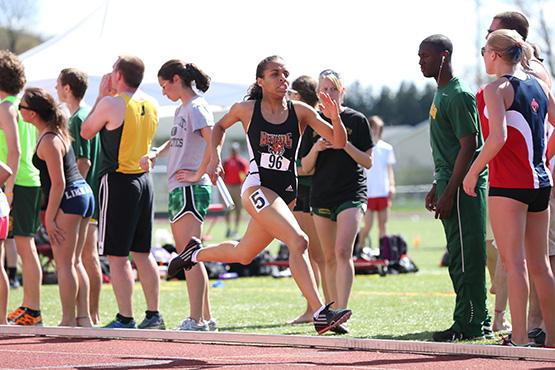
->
xmin=249 ymin=189 xmax=270 ymax=213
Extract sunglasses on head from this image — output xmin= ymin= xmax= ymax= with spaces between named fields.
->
xmin=319 ymin=69 xmax=341 ymax=79
xmin=18 ymin=103 xmax=35 ymax=112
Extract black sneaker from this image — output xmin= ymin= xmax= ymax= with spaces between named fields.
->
xmin=432 ymin=327 xmax=463 ymax=342
xmin=167 ymin=237 xmax=202 ymax=278
xmin=330 ymin=323 xmax=349 ymax=335
xmin=432 ymin=327 xmax=484 ymax=342
xmin=313 ymin=303 xmax=352 ymax=335
xmin=528 ymin=327 xmax=546 ymax=346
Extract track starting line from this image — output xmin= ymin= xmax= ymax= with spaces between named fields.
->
xmin=1 ymin=325 xmax=553 ymax=362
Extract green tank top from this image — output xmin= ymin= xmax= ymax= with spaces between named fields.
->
xmin=0 ymin=96 xmax=40 ymax=187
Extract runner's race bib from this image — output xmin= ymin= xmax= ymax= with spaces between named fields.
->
xmin=249 ymin=189 xmax=270 ymax=213
xmin=260 ymin=153 xmax=290 ymax=171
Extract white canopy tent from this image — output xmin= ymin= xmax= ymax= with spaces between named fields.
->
xmin=20 ymin=1 xmax=250 ymax=140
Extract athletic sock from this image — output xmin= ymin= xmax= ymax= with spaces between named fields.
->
xmin=191 ymin=250 xmax=200 ymax=263
xmin=25 ymin=308 xmax=41 ymax=317
xmin=145 ymin=310 xmax=159 ymax=319
xmin=313 ymin=305 xmax=326 ymax=320
xmin=116 ymin=313 xmax=134 ymax=324
xmin=7 ymin=267 xmax=16 ymax=281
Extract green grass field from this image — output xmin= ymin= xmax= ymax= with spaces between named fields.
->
xmin=7 ymin=197 xmax=500 ymax=342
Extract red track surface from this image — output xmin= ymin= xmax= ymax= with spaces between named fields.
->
xmin=1 ymin=336 xmax=554 ymax=369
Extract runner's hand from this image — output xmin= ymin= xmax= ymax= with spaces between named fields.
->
xmin=45 ymin=218 xmax=65 ymax=246
xmin=207 ymin=156 xmax=224 ymax=185
xmin=176 ymin=169 xmax=201 ymax=183
xmin=315 ymin=137 xmax=332 ymax=152
xmin=139 ymin=153 xmax=156 ymax=172
xmin=425 ymin=184 xmax=437 ymax=212
xmin=318 ymin=92 xmax=340 ymax=121
xmin=99 ymin=74 xmax=115 ymax=97
xmin=463 ymin=172 xmax=478 ymax=197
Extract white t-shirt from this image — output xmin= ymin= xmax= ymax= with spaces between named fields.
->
xmin=366 ymin=140 xmax=395 ymax=198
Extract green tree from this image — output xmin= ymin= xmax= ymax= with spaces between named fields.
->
xmin=345 ymin=81 xmax=435 ymax=126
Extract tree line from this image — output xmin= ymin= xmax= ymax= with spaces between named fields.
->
xmin=344 ymin=81 xmax=435 ymax=126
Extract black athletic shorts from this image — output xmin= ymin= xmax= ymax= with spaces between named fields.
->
xmin=98 ymin=172 xmax=154 ymax=257
xmin=293 ymin=183 xmax=311 ymax=213
xmin=489 ymin=186 xmax=551 ymax=212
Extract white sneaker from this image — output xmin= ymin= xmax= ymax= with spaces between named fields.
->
xmin=206 ymin=319 xmax=218 ymax=332
xmin=177 ymin=317 xmax=209 ymax=331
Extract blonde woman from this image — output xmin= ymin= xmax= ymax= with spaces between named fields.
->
xmin=301 ymin=70 xmax=373 ymax=332
xmin=463 ymin=29 xmax=555 ymax=347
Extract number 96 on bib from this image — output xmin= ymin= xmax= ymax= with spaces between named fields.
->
xmin=260 ymin=153 xmax=290 ymax=171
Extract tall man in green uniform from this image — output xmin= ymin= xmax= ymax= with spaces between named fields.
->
xmin=418 ymin=35 xmax=490 ymax=342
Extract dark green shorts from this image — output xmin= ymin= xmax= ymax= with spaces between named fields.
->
xmin=9 ymin=185 xmax=41 ymax=237
xmin=168 ymin=185 xmax=211 ymax=223
xmin=312 ymin=199 xmax=367 ymax=222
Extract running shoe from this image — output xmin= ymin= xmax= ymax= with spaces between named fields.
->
xmin=432 ymin=326 xmax=486 ymax=342
xmin=102 ymin=316 xmax=136 ymax=329
xmin=500 ymin=335 xmax=539 ymax=347
xmin=138 ymin=313 xmax=166 ymax=330
xmin=167 ymin=237 xmax=202 ymax=277
xmin=7 ymin=306 xmax=26 ymax=323
xmin=13 ymin=310 xmax=43 ymax=326
xmin=528 ymin=327 xmax=546 ymax=346
xmin=206 ymin=319 xmax=218 ymax=332
xmin=432 ymin=327 xmax=465 ymax=342
xmin=177 ymin=317 xmax=209 ymax=331
xmin=330 ymin=323 xmax=349 ymax=335
xmin=313 ymin=303 xmax=352 ymax=335
xmin=483 ymin=325 xmax=495 ymax=339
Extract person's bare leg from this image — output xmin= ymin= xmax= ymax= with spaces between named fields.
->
xmin=377 ymin=207 xmax=389 ymax=240
xmin=171 ymin=215 xmax=206 ymax=322
xmin=528 ymin=280 xmax=543 ymax=331
xmin=485 ymin=239 xmax=497 ymax=294
xmin=107 ymin=256 xmax=134 ymax=317
xmin=131 ymin=251 xmax=160 ymax=312
xmin=493 ymin=255 xmax=511 ymax=332
xmin=0 ymin=241 xmax=8 ymax=324
xmin=14 ymin=236 xmax=42 ymax=310
xmin=524 ymin=209 xmax=555 ymax=347
xmin=489 ymin=197 xmax=528 ymax=345
xmin=52 ymin=211 xmax=81 ymax=326
xmin=82 ymin=224 xmax=102 ymax=324
xmin=197 ymin=187 xmax=324 ymax=312
xmin=359 ymin=210 xmax=374 ymax=249
xmin=4 ymin=238 xmax=17 ymax=286
xmin=291 ymin=211 xmax=323 ymax=324
xmin=313 ymin=215 xmax=338 ymax=307
xmin=334 ymin=207 xmax=363 ymax=309
xmin=75 ymin=218 xmax=92 ymax=327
